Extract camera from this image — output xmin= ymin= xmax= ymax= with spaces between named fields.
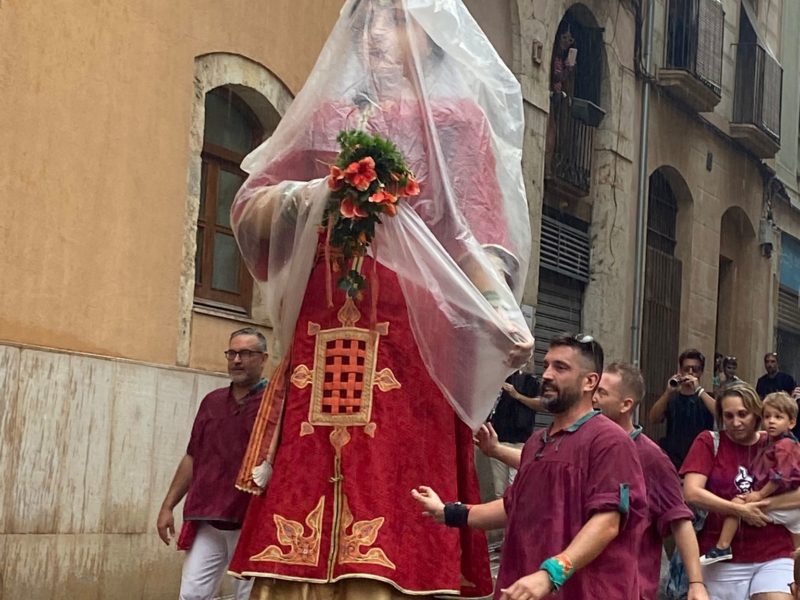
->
xmin=669 ymin=376 xmax=683 ymax=388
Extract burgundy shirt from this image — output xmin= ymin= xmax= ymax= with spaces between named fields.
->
xmin=183 ymin=379 xmax=266 ymax=525
xmin=631 ymin=428 xmax=693 ymax=600
xmin=498 ymin=411 xmax=648 ymax=600
xmin=680 ymin=431 xmax=794 ymax=562
xmin=751 ymin=433 xmax=800 ymax=493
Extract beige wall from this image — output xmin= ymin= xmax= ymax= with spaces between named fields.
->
xmin=644 ymin=0 xmax=781 ymax=383
xmin=514 ymin=0 xmax=785 ymax=383
xmin=646 ymin=90 xmax=771 ymax=383
xmin=0 ymin=0 xmax=342 ymax=366
xmin=514 ymin=0 xmax=640 ymax=361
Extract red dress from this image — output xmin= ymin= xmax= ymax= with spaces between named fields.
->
xmin=228 ymin=249 xmax=492 ymax=596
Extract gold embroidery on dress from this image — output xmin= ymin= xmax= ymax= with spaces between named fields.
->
xmin=291 ymin=298 xmax=401 ymax=435
xmin=250 ymin=496 xmax=325 ymax=566
xmin=330 ymin=426 xmax=351 ymax=455
xmin=337 ymin=496 xmax=396 ymax=570
xmin=374 ymin=368 xmax=400 ymax=392
xmin=291 ymin=364 xmax=313 ymax=388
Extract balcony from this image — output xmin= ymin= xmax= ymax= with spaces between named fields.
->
xmin=658 ymin=0 xmax=723 ymax=113
xmin=731 ymin=43 xmax=782 ymax=158
xmin=545 ymin=97 xmax=601 ymax=199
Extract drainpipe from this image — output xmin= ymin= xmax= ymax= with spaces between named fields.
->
xmin=631 ymin=0 xmax=655 ymax=372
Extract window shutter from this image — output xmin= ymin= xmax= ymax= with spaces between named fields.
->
xmin=778 ymin=286 xmax=800 ymax=334
xmin=695 ymin=0 xmax=724 ymax=93
xmin=761 ymin=53 xmax=782 ymax=138
xmin=539 ymin=215 xmax=591 ymax=283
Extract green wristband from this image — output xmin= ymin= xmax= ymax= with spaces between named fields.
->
xmin=540 ymin=555 xmax=575 ymax=591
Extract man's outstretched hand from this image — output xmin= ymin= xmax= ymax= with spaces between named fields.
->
xmin=474 ymin=423 xmax=500 ymax=458
xmin=499 ymin=571 xmax=553 ymax=600
xmin=411 ymin=486 xmax=445 ymax=523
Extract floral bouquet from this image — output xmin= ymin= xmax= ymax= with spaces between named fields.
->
xmin=324 ymin=130 xmax=419 ymax=298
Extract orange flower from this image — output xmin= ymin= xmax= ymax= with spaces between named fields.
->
xmin=369 ymin=189 xmax=397 ymax=205
xmin=328 ymin=165 xmax=345 ymax=191
xmin=401 ymin=177 xmax=420 ymax=197
xmin=343 ymin=157 xmax=377 ymax=191
xmin=340 ymin=197 xmax=367 ymax=219
xmin=383 ymin=202 xmax=398 ymax=216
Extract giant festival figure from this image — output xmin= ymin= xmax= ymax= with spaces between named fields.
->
xmin=227 ymin=1 xmax=534 ymax=598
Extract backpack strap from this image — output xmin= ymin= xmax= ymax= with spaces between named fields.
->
xmin=709 ymin=430 xmax=720 ymax=457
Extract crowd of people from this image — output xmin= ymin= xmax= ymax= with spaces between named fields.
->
xmin=157 ymin=326 xmax=800 ymax=600
xmin=150 ymin=1 xmax=800 ymax=599
xmin=416 ymin=342 xmax=800 ymax=600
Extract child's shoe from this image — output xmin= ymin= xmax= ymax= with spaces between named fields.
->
xmin=699 ymin=546 xmax=733 ymax=565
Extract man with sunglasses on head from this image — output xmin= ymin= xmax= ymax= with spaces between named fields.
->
xmin=649 ymin=348 xmax=715 ymax=471
xmin=413 ymin=333 xmax=647 ymax=600
xmin=156 ymin=327 xmax=268 ymax=600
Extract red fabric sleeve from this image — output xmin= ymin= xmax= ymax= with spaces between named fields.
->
xmin=768 ymin=438 xmax=799 ymax=491
xmin=584 ymin=433 xmax=644 ymax=521
xmin=646 ymin=452 xmax=694 ymax=537
xmin=440 ymin=101 xmax=509 ymax=250
xmin=678 ymin=431 xmax=715 ymax=477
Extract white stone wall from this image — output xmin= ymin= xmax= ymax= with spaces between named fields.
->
xmin=0 ymin=343 xmax=230 ymax=599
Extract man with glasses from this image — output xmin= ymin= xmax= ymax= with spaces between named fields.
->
xmin=649 ymin=348 xmax=715 ymax=470
xmin=414 ymin=334 xmax=647 ymax=599
xmin=156 ymin=327 xmax=268 ymax=600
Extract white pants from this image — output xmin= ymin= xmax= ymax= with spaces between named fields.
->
xmin=702 ymin=558 xmax=793 ymax=600
xmin=489 ymin=442 xmax=525 ymax=499
xmin=180 ymin=522 xmax=253 ymax=600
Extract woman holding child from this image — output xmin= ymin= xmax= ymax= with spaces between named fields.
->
xmin=682 ymin=383 xmax=799 ymax=600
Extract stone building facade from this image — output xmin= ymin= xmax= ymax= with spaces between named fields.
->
xmin=1 ymin=0 xmax=799 ymax=597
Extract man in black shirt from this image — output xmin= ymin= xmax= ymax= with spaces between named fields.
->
xmin=757 ymin=352 xmax=800 ymax=437
xmin=488 ymin=370 xmax=540 ymax=498
xmin=756 ymin=352 xmax=797 ymax=398
xmin=648 ymin=348 xmax=716 ymax=470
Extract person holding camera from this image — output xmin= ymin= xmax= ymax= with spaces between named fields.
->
xmin=649 ymin=349 xmax=716 ymax=470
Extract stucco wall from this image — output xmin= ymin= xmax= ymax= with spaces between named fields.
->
xmin=0 ymin=0 xmax=342 ymax=366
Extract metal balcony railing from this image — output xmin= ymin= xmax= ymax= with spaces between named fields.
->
xmin=732 ymin=43 xmax=782 ymax=143
xmin=548 ymin=99 xmax=594 ymax=196
xmin=665 ymin=0 xmax=724 ymax=95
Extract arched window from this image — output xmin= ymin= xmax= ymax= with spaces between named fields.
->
xmin=195 ymin=87 xmax=263 ymax=312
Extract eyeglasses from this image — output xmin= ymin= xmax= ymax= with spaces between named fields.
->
xmin=223 ymin=349 xmax=265 ymax=360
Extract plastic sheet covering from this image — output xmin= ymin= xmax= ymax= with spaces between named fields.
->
xmin=231 ymin=0 xmax=533 ymax=430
